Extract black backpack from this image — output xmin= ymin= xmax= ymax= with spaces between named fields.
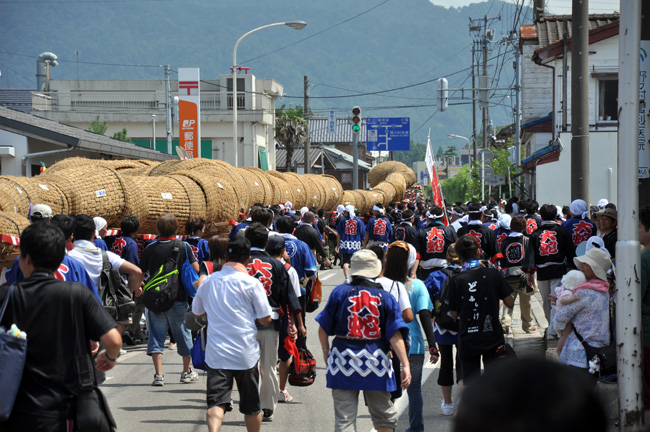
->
xmin=141 ymin=240 xmax=183 ymax=313
xmin=99 ymin=251 xmax=135 ymax=323
xmin=432 ymin=268 xmax=459 ymax=332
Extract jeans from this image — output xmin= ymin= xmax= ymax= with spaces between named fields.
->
xmin=146 ymin=301 xmax=193 ymax=356
xmin=537 ymin=278 xmax=562 ymax=335
xmin=406 ymin=354 xmax=424 ymax=432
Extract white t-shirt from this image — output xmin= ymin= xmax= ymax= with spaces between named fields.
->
xmin=285 ymin=261 xmax=302 ymax=299
xmin=375 ymin=276 xmax=412 ymax=313
xmin=192 ymin=264 xmax=272 ymax=370
xmin=68 ymin=240 xmax=125 ymax=288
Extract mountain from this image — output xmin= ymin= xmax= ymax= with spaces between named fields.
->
xmin=0 ymin=0 xmax=530 ymax=153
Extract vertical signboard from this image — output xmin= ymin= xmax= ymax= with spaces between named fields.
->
xmin=640 ymin=42 xmax=650 ymax=178
xmin=178 ymin=68 xmax=201 ymax=159
xmin=328 ymin=109 xmax=337 ymax=134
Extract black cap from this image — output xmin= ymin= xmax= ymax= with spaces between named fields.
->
xmin=266 ymin=235 xmax=285 ymax=252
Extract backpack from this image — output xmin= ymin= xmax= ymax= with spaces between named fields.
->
xmin=180 ymin=245 xmax=198 ymax=297
xmin=428 ymin=268 xmax=459 ymax=332
xmin=99 ymin=251 xmax=135 ymax=323
xmin=141 ymin=240 xmax=183 ymax=313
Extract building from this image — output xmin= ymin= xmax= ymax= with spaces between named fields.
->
xmin=0 ymin=105 xmax=173 ymax=177
xmin=519 ymin=13 xmax=619 ymax=205
xmin=19 ymin=71 xmax=283 ymax=168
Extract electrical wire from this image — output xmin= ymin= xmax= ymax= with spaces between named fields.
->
xmin=0 ymin=49 xmax=161 ymax=68
xmin=240 ymin=0 xmax=392 ymax=64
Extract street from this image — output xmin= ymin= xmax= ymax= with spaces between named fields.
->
xmin=101 ymin=267 xmax=455 ymax=432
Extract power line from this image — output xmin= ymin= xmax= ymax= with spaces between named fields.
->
xmin=240 ymin=0 xmax=392 ymax=64
xmin=1 ymin=0 xmax=177 ymax=3
xmin=0 ymin=49 xmax=161 ymax=68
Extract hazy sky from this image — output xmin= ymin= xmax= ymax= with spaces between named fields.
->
xmin=429 ymin=0 xmax=620 ymax=14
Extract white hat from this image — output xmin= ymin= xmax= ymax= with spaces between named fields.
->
xmin=497 ymin=213 xmax=511 ymax=230
xmin=345 ymin=205 xmax=355 ymax=216
xmin=574 ymin=248 xmax=612 ymax=282
xmin=350 ymin=249 xmax=382 ymax=278
xmin=597 ymin=199 xmax=609 ymax=209
xmin=93 ymin=216 xmax=107 ymax=231
xmin=31 ymin=204 xmax=52 ymax=220
xmin=285 ymin=201 xmax=293 ymax=210
xmin=584 ymin=236 xmax=611 ymax=257
xmin=407 ymin=244 xmax=418 ymax=271
xmin=300 ymin=207 xmax=309 ymax=216
xmin=337 ymin=204 xmax=345 ymax=214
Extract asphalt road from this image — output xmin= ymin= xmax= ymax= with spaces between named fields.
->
xmin=102 ymin=266 xmax=456 ymax=432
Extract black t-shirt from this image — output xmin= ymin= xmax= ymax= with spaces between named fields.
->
xmin=393 ymin=222 xmax=418 ymax=248
xmin=0 ymin=274 xmax=116 ymax=419
xmin=294 ymin=224 xmax=327 ymax=258
xmin=602 ymin=229 xmax=617 ymax=259
xmin=140 ymin=240 xmax=197 ymax=302
xmin=457 ymin=222 xmax=499 ymax=260
xmin=448 ymin=267 xmax=513 ymax=357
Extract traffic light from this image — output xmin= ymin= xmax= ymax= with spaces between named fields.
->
xmin=352 ymin=106 xmax=361 ymax=133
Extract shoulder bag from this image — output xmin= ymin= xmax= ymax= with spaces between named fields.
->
xmin=73 ymin=292 xmax=116 ymax=432
xmin=0 ymin=284 xmax=27 ymax=422
xmin=573 ymin=322 xmax=616 ymax=376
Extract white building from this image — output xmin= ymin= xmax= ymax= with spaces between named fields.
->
xmin=28 ymin=73 xmax=283 ymax=168
xmin=519 ymin=14 xmax=619 ymax=206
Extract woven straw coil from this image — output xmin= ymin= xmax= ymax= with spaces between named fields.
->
xmin=146 ymin=158 xmax=216 ymax=176
xmin=122 ymin=176 xmax=190 ymax=235
xmin=0 ymin=211 xmax=30 ymax=237
xmin=168 ymin=174 xmax=208 ymax=227
xmin=242 ymin=167 xmax=273 ymax=206
xmin=40 ymin=157 xmax=98 ymax=176
xmin=302 ymin=175 xmax=324 ymax=209
xmin=368 ymin=161 xmax=416 ymax=188
xmin=212 ymin=161 xmax=251 ymax=211
xmin=0 ymin=176 xmax=68 ymax=217
xmin=265 ymin=172 xmax=294 ymax=205
xmin=342 ymin=191 xmax=356 ymax=208
xmin=46 ymin=166 xmax=129 ymax=226
xmin=236 ymin=168 xmax=266 ymax=207
xmin=318 ymin=175 xmax=343 ymax=211
xmin=172 ymin=170 xmax=223 ymax=224
xmin=282 ymin=173 xmax=308 ymax=208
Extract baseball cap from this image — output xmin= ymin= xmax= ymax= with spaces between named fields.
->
xmin=266 ymin=235 xmax=285 ymax=252
xmin=31 ymin=204 xmax=52 ymax=220
xmin=350 ymin=249 xmax=382 ymax=278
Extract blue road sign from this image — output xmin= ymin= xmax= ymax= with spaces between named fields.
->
xmin=366 ymin=117 xmax=410 ymax=151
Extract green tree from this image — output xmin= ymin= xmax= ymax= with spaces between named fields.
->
xmin=393 ymin=141 xmax=426 ymax=167
xmin=112 ymin=128 xmax=132 ymax=142
xmin=444 ymin=146 xmax=458 ymax=157
xmin=88 ymin=116 xmax=107 ymax=135
xmin=275 ymin=114 xmax=307 ymax=172
xmin=276 ymin=104 xmax=305 ymax=119
xmin=435 ymin=146 xmax=444 ymax=158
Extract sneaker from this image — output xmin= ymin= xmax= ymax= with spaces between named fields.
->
xmin=262 ymin=409 xmax=274 ymax=422
xmin=119 ymin=348 xmax=127 ymax=356
xmin=152 ymin=374 xmax=164 ymax=386
xmin=168 ymin=342 xmax=177 ymax=350
xmin=523 ymin=326 xmax=537 ymax=334
xmin=180 ymin=369 xmax=199 ymax=383
xmin=280 ymin=389 xmax=293 ymax=403
xmin=345 ymin=277 xmax=351 ymax=284
xmin=441 ymin=399 xmax=454 ymax=416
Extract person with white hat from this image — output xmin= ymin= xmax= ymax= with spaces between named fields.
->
xmin=562 ymin=199 xmax=597 ymax=247
xmin=336 ymin=206 xmax=366 ymax=283
xmin=363 ymin=203 xmax=393 ymax=251
xmin=553 ymin=247 xmax=612 ymax=374
xmin=93 ymin=216 xmax=109 ymax=251
xmin=30 ymin=204 xmax=52 ymax=222
xmin=316 ymin=249 xmax=410 ymax=432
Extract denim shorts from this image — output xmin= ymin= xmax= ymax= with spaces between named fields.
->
xmin=146 ymin=301 xmax=193 ymax=357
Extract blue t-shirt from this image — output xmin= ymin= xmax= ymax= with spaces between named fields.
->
xmin=407 ymin=279 xmax=434 ymax=355
xmin=366 ymin=217 xmax=393 ymax=244
xmin=109 ymin=235 xmax=140 ymax=265
xmin=562 ymin=217 xmax=597 ymax=246
xmin=336 ymin=216 xmax=366 ymax=254
xmin=5 ymin=254 xmax=100 ymax=303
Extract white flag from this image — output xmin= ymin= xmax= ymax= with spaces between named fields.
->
xmin=424 ymin=134 xmax=434 ymax=180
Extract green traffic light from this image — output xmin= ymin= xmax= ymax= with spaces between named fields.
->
xmin=352 ymin=124 xmax=360 ymax=132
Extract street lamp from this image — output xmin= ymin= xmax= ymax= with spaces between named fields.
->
xmin=151 ymin=114 xmax=156 ymax=150
xmin=232 ymin=21 xmax=307 ymax=167
xmin=448 ymin=133 xmax=479 ymax=195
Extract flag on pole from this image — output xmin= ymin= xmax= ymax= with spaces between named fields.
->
xmin=425 ymin=132 xmax=449 ymax=225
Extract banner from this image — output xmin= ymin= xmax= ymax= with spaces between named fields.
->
xmin=178 ymin=68 xmax=201 ymax=159
xmin=425 ymin=134 xmax=449 ymax=225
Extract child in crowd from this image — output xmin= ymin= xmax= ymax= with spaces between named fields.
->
xmin=554 ymin=270 xmax=587 ymax=355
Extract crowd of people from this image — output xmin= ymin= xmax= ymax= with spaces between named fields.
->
xmin=1 ymin=192 xmax=649 ymax=431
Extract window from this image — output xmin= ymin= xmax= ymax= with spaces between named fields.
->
xmin=341 ymin=172 xmax=352 ymax=184
xmin=598 ymin=79 xmax=618 ymax=122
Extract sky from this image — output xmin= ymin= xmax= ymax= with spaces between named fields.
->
xmin=429 ymin=0 xmax=620 ymax=14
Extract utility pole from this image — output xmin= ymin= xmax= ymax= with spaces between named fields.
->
xmin=639 ymin=0 xmax=650 ymax=207
xmin=617 ymin=2 xmax=643 ymax=429
xmin=570 ymin=0 xmax=589 ymax=203
xmin=514 ymin=43 xmax=522 ymax=196
xmin=471 ymin=41 xmax=478 ymax=162
xmin=482 ymin=15 xmax=490 ymax=154
xmin=164 ymin=65 xmax=172 ymax=155
xmin=352 ymin=131 xmax=359 ymax=189
xmin=304 ymin=75 xmax=311 ymax=174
